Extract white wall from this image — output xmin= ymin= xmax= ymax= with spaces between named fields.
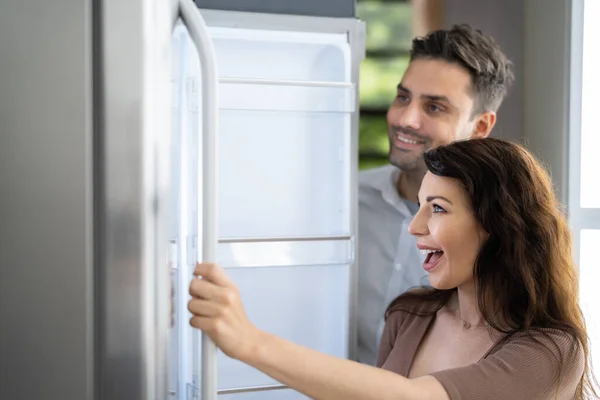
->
xmin=522 ymin=0 xmax=571 ymax=205
xmin=444 ymin=0 xmax=525 ymax=144
xmin=445 ymin=0 xmax=571 ymax=204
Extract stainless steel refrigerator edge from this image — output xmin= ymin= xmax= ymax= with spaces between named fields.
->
xmin=96 ymin=0 xmax=172 ymax=399
xmin=0 ymin=0 xmax=173 ymax=398
xmin=0 ymin=0 xmax=94 ymax=399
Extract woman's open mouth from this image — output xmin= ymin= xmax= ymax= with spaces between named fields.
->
xmin=420 ymin=249 xmax=444 ymax=272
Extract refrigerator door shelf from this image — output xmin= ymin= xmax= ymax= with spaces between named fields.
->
xmin=209 ymin=27 xmax=351 ymax=83
xmin=188 ymin=385 xmax=305 ymax=400
xmin=178 ymin=235 xmax=354 ymax=269
xmin=209 ymin=26 xmax=349 ymax=46
xmin=219 ymin=389 xmax=308 ymax=400
xmin=173 ymin=24 xmax=352 ymax=85
xmin=219 ymin=78 xmax=356 ymax=113
xmin=217 ymin=236 xmax=354 ymax=268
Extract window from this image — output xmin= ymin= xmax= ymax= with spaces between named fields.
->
xmin=579 ymin=229 xmax=600 ymax=368
xmin=569 ymin=0 xmax=600 ymax=380
xmin=580 ymin=1 xmax=600 ymax=208
xmin=356 ymin=0 xmax=413 ymax=170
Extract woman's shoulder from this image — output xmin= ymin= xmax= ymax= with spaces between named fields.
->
xmin=499 ymin=327 xmax=580 ymax=348
xmin=430 ymin=327 xmax=585 ymax=400
xmin=489 ymin=327 xmax=585 ymax=384
xmin=499 ymin=327 xmax=584 ymax=359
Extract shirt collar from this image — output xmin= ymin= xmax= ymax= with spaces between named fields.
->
xmin=369 ymin=166 xmax=415 ymax=216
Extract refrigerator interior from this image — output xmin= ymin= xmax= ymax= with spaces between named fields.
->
xmin=168 ymin=11 xmax=360 ymax=400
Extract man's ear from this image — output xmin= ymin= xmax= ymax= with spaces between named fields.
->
xmin=471 ymin=111 xmax=496 ymax=138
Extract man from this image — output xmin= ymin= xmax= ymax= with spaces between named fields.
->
xmin=357 ymin=24 xmax=514 ymax=366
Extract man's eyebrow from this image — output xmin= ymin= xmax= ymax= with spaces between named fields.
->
xmin=397 ymin=83 xmax=410 ymax=93
xmin=396 ymin=83 xmax=458 ymax=108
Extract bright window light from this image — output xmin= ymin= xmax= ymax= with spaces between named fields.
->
xmin=580 ymin=0 xmax=600 ymax=208
xmin=579 ymin=230 xmax=600 ymax=377
xmin=578 ymin=0 xmax=600 ymax=389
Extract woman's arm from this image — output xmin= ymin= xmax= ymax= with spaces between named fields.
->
xmin=188 ymin=262 xmax=449 ymax=400
xmin=248 ymin=328 xmax=448 ymax=400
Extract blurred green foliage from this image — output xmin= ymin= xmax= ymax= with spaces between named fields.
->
xmin=357 ymin=1 xmax=413 ymax=52
xmin=360 ymin=56 xmax=410 ymax=108
xmin=359 ymin=115 xmax=389 ymax=154
xmin=356 ymin=0 xmax=412 ymax=170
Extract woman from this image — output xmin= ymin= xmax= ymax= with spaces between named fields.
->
xmin=188 ymin=138 xmax=597 ymax=399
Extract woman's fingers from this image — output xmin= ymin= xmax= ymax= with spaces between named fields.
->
xmin=189 ymin=273 xmax=240 ymax=306
xmin=189 ymin=275 xmax=221 ymax=300
xmin=187 ymin=298 xmax=221 ymax=317
xmin=194 ymin=262 xmax=236 ymax=288
xmin=188 ymin=265 xmax=240 ymax=318
xmin=189 ymin=315 xmax=214 ymax=332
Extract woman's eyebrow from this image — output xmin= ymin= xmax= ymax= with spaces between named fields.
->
xmin=425 ymin=195 xmax=453 ymax=205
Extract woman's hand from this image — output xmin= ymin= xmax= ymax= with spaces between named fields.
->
xmin=188 ymin=262 xmax=263 ymax=361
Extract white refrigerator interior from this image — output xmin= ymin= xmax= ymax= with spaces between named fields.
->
xmin=168 ymin=10 xmax=363 ymax=400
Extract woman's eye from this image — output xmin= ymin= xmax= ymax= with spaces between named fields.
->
xmin=432 ymin=204 xmax=446 ymax=213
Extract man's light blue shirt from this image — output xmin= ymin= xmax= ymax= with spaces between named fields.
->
xmin=357 ymin=165 xmax=428 ymax=366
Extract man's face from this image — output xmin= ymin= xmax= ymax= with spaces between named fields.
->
xmin=387 ymin=58 xmax=490 ymax=174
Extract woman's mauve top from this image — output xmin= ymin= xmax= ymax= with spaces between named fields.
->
xmin=376 ymin=300 xmax=584 ymax=400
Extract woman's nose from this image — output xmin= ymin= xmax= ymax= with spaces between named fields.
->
xmin=407 ymin=211 xmax=428 ymax=237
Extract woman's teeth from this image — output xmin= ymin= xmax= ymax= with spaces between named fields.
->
xmin=419 ymin=249 xmax=442 ymax=255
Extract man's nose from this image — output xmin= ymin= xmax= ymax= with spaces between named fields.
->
xmin=397 ymin=102 xmax=422 ymax=131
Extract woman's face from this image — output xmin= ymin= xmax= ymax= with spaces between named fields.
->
xmin=408 ymin=171 xmax=489 ymax=290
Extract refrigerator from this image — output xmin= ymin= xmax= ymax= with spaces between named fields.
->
xmin=0 ymin=1 xmax=365 ymax=400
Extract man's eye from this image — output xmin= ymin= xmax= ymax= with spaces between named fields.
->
xmin=427 ymin=103 xmax=443 ymax=113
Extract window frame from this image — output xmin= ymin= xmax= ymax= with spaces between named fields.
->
xmin=568 ymin=0 xmax=600 ymax=266
xmin=568 ymin=0 xmax=600 ymax=381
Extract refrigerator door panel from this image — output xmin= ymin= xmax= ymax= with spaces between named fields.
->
xmin=171 ymin=9 xmax=365 ymax=399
